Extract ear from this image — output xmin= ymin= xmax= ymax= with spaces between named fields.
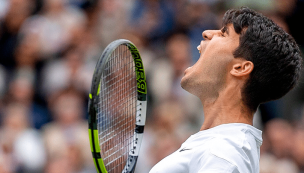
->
xmin=230 ymin=61 xmax=254 ymax=77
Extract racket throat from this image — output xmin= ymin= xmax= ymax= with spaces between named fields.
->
xmin=122 ymin=155 xmax=138 ymax=173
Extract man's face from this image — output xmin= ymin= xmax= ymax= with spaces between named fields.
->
xmin=181 ymin=24 xmax=240 ymax=99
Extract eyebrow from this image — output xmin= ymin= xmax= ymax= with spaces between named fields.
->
xmin=221 ymin=26 xmax=229 ymax=35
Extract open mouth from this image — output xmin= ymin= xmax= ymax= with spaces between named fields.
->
xmin=197 ymin=45 xmax=201 ymax=54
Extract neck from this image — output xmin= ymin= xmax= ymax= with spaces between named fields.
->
xmin=199 ymin=82 xmax=254 ymax=131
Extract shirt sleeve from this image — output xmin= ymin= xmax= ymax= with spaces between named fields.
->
xmin=195 ymin=151 xmax=240 ymax=173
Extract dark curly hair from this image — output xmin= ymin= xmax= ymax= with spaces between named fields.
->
xmin=222 ymin=7 xmax=302 ymax=111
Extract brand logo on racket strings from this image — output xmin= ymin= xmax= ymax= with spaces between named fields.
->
xmin=129 ymin=44 xmax=147 ymax=94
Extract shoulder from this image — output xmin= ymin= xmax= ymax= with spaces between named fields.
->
xmin=206 ymin=137 xmax=245 ymax=163
xmin=188 ymin=137 xmax=244 ymax=173
xmin=190 ymin=125 xmax=261 ymax=173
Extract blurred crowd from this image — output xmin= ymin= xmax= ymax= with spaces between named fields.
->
xmin=0 ymin=0 xmax=303 ymax=173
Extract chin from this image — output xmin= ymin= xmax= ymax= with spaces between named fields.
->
xmin=180 ymin=75 xmax=193 ymax=93
xmin=180 ymin=75 xmax=187 ymax=89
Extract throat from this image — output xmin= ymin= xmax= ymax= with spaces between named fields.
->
xmin=200 ymin=95 xmax=253 ymax=131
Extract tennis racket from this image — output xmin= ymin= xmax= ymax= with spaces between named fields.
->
xmin=88 ymin=39 xmax=147 ymax=173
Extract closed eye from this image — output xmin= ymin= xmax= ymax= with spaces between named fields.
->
xmin=221 ymin=31 xmax=225 ymax=37
xmin=221 ymin=26 xmax=228 ymax=36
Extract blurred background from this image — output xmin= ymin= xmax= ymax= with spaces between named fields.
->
xmin=0 ymin=0 xmax=303 ymax=172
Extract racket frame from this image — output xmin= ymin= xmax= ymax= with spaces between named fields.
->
xmin=88 ymin=39 xmax=147 ymax=173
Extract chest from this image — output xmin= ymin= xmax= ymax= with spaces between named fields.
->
xmin=149 ymin=147 xmax=193 ymax=173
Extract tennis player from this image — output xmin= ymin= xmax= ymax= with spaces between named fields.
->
xmin=149 ymin=7 xmax=302 ymax=173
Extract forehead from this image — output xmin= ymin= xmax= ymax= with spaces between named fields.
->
xmin=224 ymin=23 xmax=248 ymax=37
xmin=223 ymin=24 xmax=235 ymax=33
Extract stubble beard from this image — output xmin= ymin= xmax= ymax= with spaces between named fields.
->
xmin=181 ymin=73 xmax=225 ymax=104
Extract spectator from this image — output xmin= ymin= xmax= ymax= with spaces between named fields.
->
xmin=129 ymin=0 xmax=175 ymax=49
xmin=19 ymin=0 xmax=87 ymax=57
xmin=0 ymin=0 xmax=34 ymax=71
xmin=42 ymin=87 xmax=93 ymax=173
xmin=291 ymin=127 xmax=304 ymax=171
xmin=264 ymin=118 xmax=294 ymax=159
xmin=41 ymin=47 xmax=94 ymax=97
xmin=3 ymin=71 xmax=50 ymax=129
xmin=97 ymin=0 xmax=134 ymax=48
xmin=0 ymin=103 xmax=46 ymax=173
xmin=260 ymin=153 xmax=299 ymax=173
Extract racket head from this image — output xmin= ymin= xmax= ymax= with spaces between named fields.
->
xmin=88 ymin=39 xmax=147 ymax=173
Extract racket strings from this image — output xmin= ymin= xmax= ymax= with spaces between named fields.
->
xmin=97 ymin=45 xmax=137 ymax=172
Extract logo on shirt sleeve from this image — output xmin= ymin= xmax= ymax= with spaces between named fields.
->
xmin=179 ymin=148 xmax=192 ymax=152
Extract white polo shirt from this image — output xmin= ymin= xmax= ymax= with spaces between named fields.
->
xmin=149 ymin=123 xmax=263 ymax=173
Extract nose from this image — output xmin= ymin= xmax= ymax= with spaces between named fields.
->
xmin=202 ymin=30 xmax=221 ymax=40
